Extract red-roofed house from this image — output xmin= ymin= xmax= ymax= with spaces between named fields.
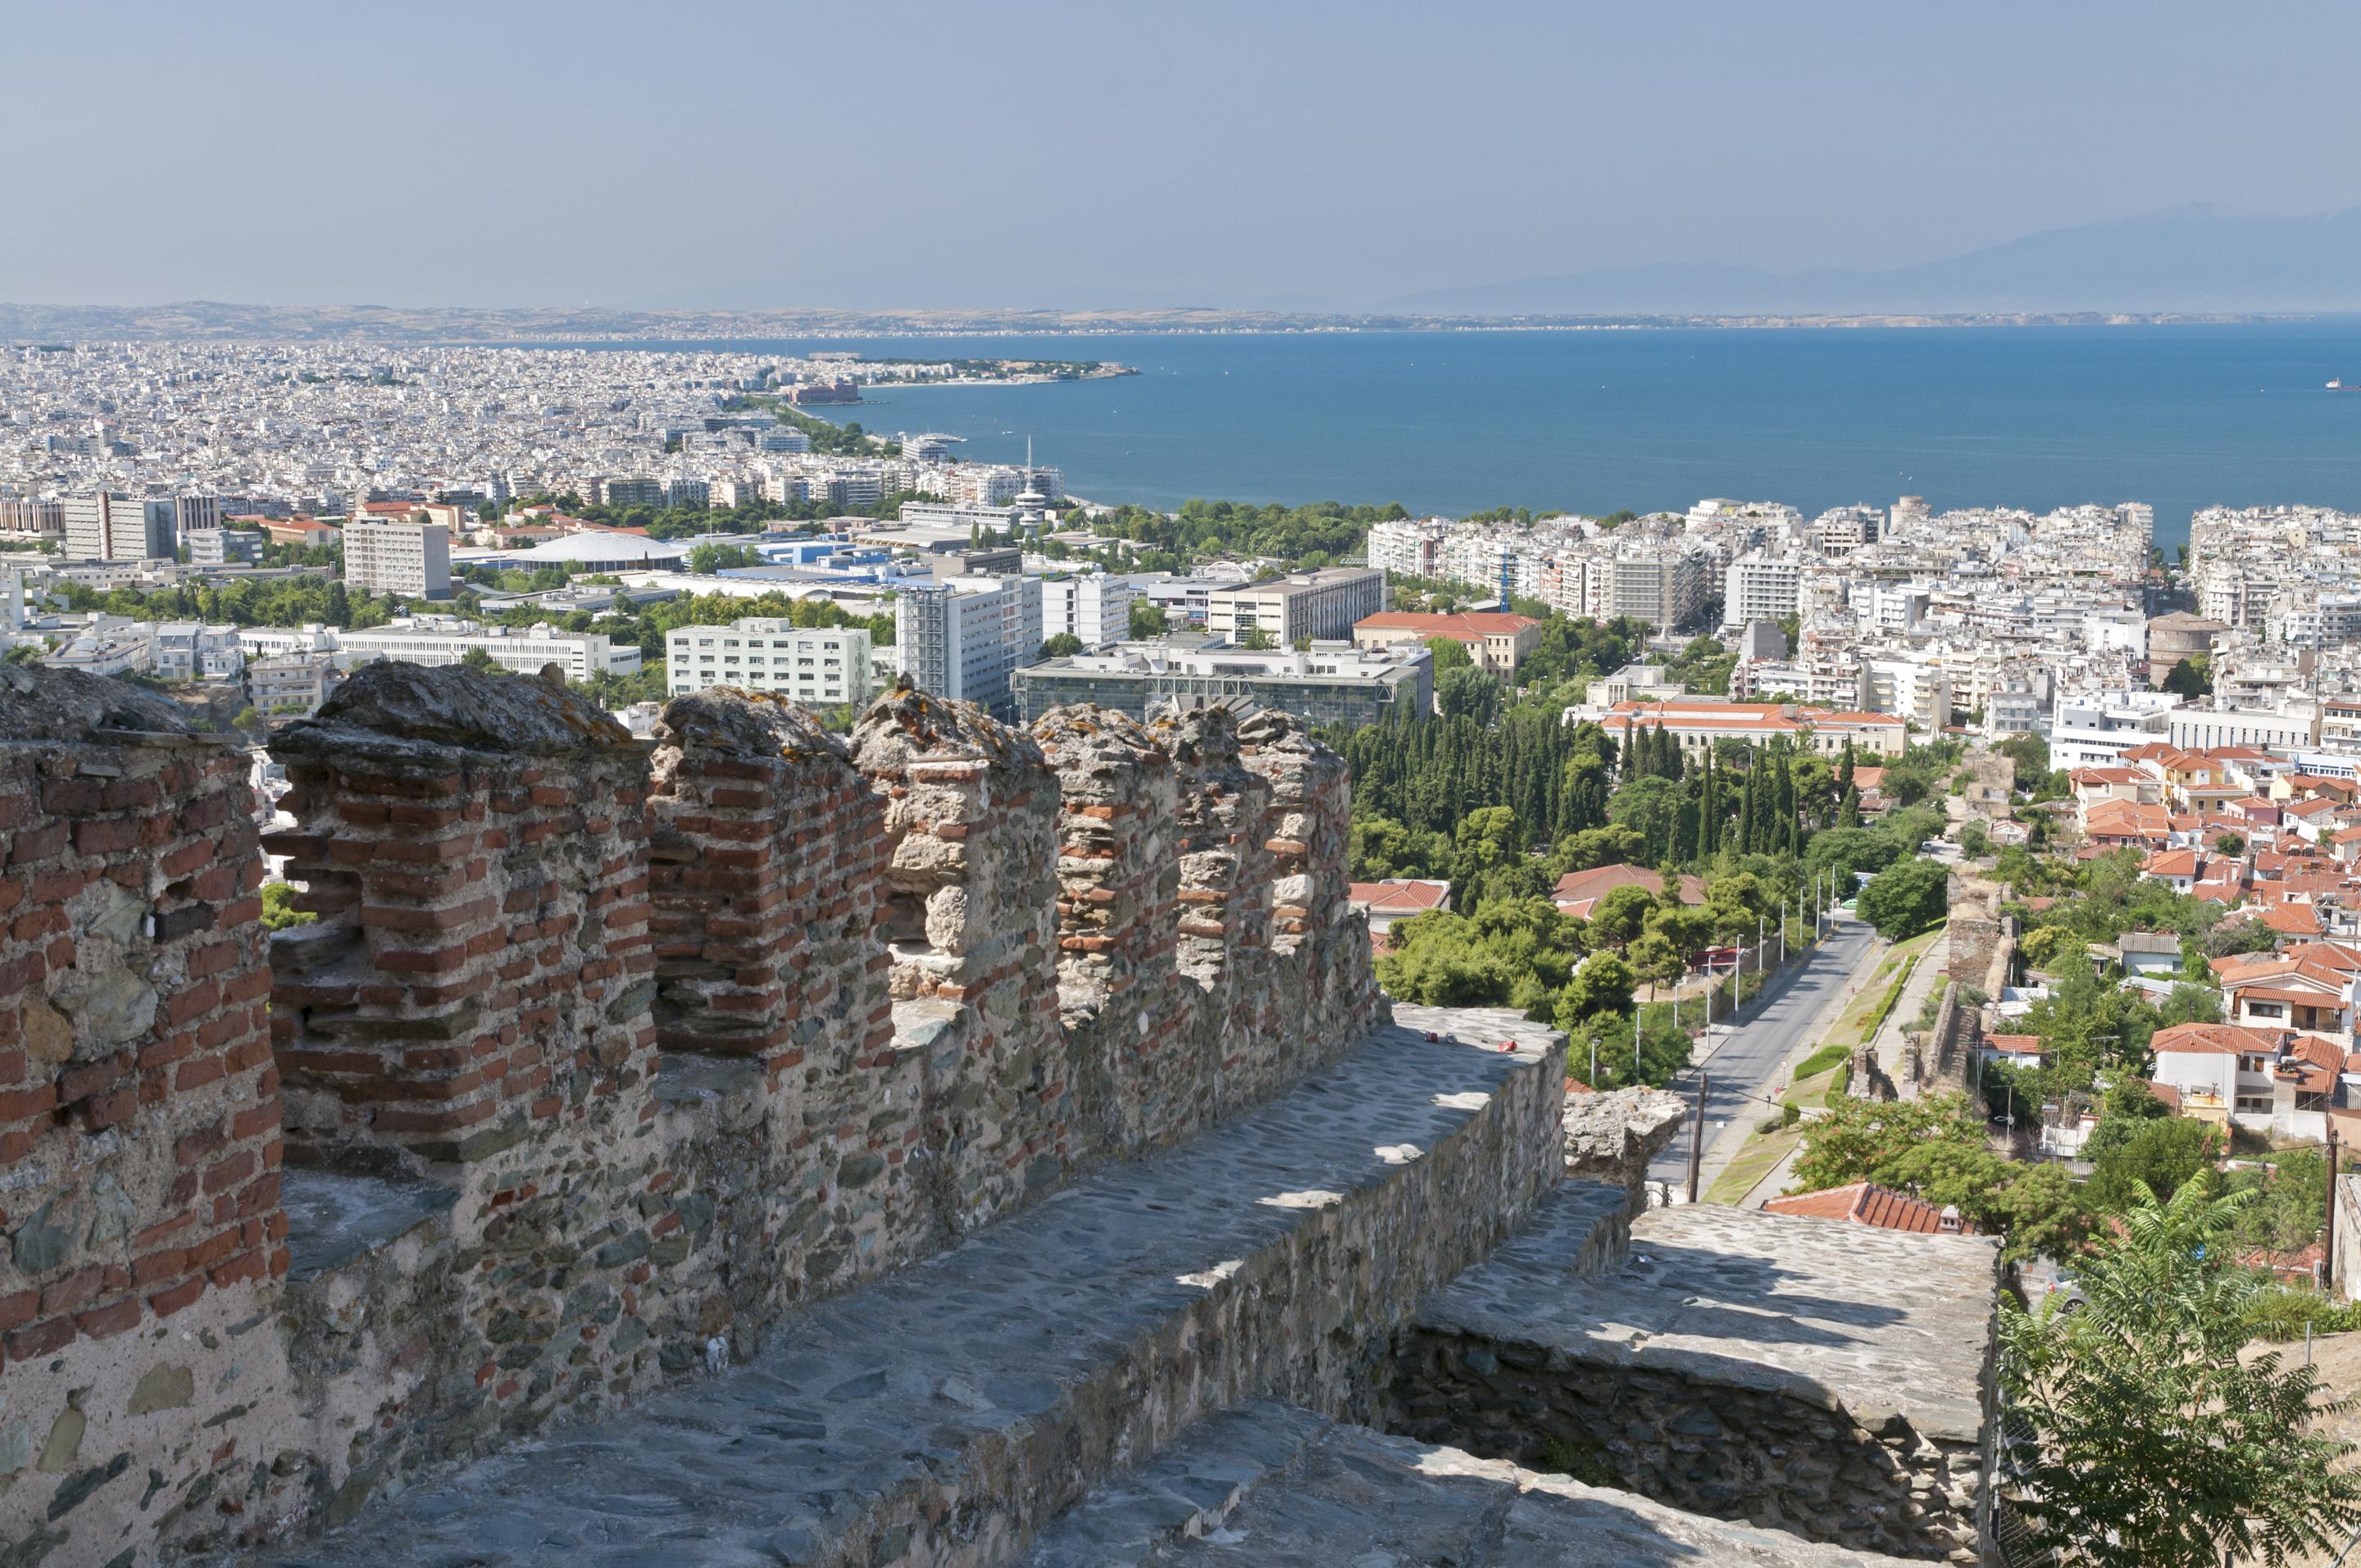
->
xmin=2261 ymin=902 xmax=2324 ymax=939
xmin=1979 ymin=1032 xmax=2047 ymax=1068
xmin=2149 ymin=1020 xmax=2344 ymax=1139
xmin=1348 ymin=879 xmax=1453 ymax=941
xmin=2084 ymin=799 xmax=2173 ymax=849
xmin=1353 ymin=611 xmax=1542 ymax=675
xmin=2141 ymin=848 xmax=2202 ymax=892
xmin=1763 ymin=1182 xmax=1972 ymax=1235
xmin=1550 ymin=863 xmax=1707 ymax=920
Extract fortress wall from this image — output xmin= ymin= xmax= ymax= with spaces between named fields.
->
xmin=0 ymin=673 xmax=284 ymax=1563
xmin=0 ymin=667 xmax=1391 ymax=1563
xmin=1035 ymin=705 xmax=1193 ymax=1157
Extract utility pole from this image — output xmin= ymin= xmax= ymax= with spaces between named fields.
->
xmin=2328 ymin=1128 xmax=2341 ymax=1273
xmin=1686 ymin=1070 xmax=1709 ymax=1204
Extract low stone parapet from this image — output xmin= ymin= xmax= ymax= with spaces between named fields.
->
xmin=1021 ymin=1401 xmax=1931 ymax=1566
xmin=1386 ymin=1200 xmax=1999 ymax=1563
xmin=257 ymin=1008 xmax=1563 ymax=1567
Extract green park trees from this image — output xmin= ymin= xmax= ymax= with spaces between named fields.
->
xmin=1856 ymin=856 xmax=1948 ymax=939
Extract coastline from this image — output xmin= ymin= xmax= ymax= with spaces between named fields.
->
xmin=0 ymin=302 xmax=2330 ymax=345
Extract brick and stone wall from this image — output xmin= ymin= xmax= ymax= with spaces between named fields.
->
xmin=0 ymin=670 xmax=284 ymax=1561
xmin=1 ymin=667 xmax=1390 ymax=1564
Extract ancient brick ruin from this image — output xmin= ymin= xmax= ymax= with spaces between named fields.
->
xmin=1 ymin=664 xmax=1998 ymax=1568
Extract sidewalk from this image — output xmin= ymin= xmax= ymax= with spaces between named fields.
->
xmin=1870 ymin=930 xmax=1949 ymax=1099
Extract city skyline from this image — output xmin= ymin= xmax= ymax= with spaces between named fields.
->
xmin=6 ymin=1 xmax=2361 ymax=311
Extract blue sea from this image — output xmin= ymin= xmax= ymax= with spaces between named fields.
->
xmin=603 ymin=322 xmax=2361 ymax=551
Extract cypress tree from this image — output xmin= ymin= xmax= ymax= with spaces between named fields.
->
xmin=1737 ymin=757 xmax=1759 ymax=855
xmin=1776 ymin=752 xmax=1796 ymax=857
xmin=1622 ymin=716 xmax=1636 ymax=780
xmin=1699 ymin=752 xmax=1717 ymax=857
xmin=1838 ymin=783 xmax=1861 ymax=829
xmin=1836 ymin=739 xmax=1855 ymax=797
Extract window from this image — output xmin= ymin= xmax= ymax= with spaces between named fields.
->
xmin=2236 ymin=1095 xmax=2273 ymax=1116
xmin=2246 ymin=1003 xmax=2285 ymax=1020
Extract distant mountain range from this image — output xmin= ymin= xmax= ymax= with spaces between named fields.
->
xmin=1383 ymin=206 xmax=2361 ymax=316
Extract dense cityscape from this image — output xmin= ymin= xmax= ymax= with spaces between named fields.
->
xmin=13 ymin=323 xmax=2361 ymax=1558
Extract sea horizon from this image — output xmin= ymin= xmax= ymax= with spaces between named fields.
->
xmin=567 ymin=321 xmax=2361 ymax=552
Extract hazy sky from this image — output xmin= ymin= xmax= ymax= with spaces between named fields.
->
xmin=7 ymin=0 xmax=2359 ymax=310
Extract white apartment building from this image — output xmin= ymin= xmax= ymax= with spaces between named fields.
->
xmin=336 ymin=621 xmax=640 ymax=682
xmin=2049 ymin=691 xmax=2182 ymax=769
xmin=1208 ymin=568 xmax=1385 ymax=647
xmin=896 ymin=574 xmax=1044 ymax=720
xmin=152 ymin=623 xmax=243 ymax=682
xmin=1722 ymin=552 xmax=1804 ymax=630
xmin=2166 ymin=705 xmax=2320 ymax=755
xmin=61 ymin=493 xmax=175 ymax=561
xmin=1364 ymin=518 xmax=1449 ymax=579
xmin=665 ymin=620 xmax=875 ymax=708
xmin=1039 ymin=574 xmax=1141 ymax=648
xmin=1811 ymin=505 xmax=1882 ymax=558
xmin=249 ymin=654 xmax=342 ymax=717
xmin=343 ymin=515 xmax=453 ymax=598
xmin=44 ymin=622 xmax=157 ymax=676
xmin=1595 ymin=552 xmax=1710 ymax=631
xmin=1862 ymin=657 xmax=1953 ymax=732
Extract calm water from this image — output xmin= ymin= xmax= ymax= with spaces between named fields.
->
xmin=603 ymin=323 xmax=2361 ymax=550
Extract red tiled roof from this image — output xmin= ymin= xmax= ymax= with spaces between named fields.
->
xmin=1986 ymin=1033 xmax=2044 ymax=1055
xmin=1763 ymin=1182 xmax=1972 ymax=1235
xmin=1550 ymin=863 xmax=1707 ymax=913
xmin=2262 ymin=904 xmax=2323 ymax=936
xmin=2150 ymin=1021 xmax=2296 ymax=1057
xmin=1353 ymin=611 xmax=1540 ymax=639
xmin=1348 ymin=879 xmax=1452 ymax=915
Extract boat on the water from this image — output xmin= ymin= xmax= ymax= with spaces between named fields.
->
xmin=2332 ymin=379 xmax=2359 ymax=390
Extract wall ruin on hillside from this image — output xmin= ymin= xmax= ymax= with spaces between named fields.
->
xmin=0 ymin=667 xmax=1382 ymax=1565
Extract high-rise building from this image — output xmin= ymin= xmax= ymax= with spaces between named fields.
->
xmin=172 ymin=494 xmax=222 ymax=542
xmin=895 ymin=575 xmax=1044 ymax=720
xmin=1206 ymin=568 xmax=1385 ymax=647
xmin=60 ymin=494 xmax=175 ymax=561
xmin=343 ymin=515 xmax=453 ymax=598
xmin=1599 ymin=552 xmax=1710 ymax=631
xmin=1722 ymin=552 xmax=1804 ymax=630
xmin=1039 ymin=575 xmax=1142 ymax=648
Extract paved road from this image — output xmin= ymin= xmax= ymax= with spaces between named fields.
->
xmin=1647 ymin=916 xmax=1881 ymax=1193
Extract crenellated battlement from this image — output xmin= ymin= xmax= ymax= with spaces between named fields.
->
xmin=0 ymin=665 xmax=1384 ymax=1562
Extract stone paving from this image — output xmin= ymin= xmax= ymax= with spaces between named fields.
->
xmin=1021 ymin=1401 xmax=1927 ymax=1566
xmin=1390 ymin=1200 xmax=2000 ymax=1561
xmin=257 ymin=1007 xmax=1563 ymax=1568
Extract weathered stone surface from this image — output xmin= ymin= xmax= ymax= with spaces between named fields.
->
xmin=1022 ymin=1401 xmax=1927 ymax=1566
xmin=0 ymin=661 xmax=189 ymax=739
xmin=275 ymin=658 xmax=634 ymax=757
xmin=262 ymin=1010 xmax=1564 ymax=1567
xmin=1561 ymin=1085 xmax=1687 ymax=1207
xmin=1388 ymin=1200 xmax=2000 ymax=1562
